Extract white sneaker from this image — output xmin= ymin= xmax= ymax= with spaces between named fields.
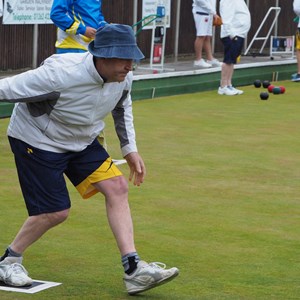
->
xmin=218 ymin=86 xmax=238 ymax=96
xmin=194 ymin=59 xmax=212 ymax=68
xmin=207 ymin=58 xmax=221 ymax=67
xmin=124 ymin=261 xmax=179 ymax=295
xmin=229 ymin=86 xmax=244 ymax=95
xmin=291 ymin=73 xmax=300 ymax=82
xmin=0 ymin=257 xmax=32 ymax=287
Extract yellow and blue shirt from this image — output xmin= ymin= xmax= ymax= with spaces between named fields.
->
xmin=50 ymin=0 xmax=106 ymax=53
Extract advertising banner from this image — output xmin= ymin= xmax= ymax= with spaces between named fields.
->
xmin=3 ymin=0 xmax=53 ymax=24
xmin=142 ymin=0 xmax=171 ymax=29
xmin=0 ymin=0 xmax=3 ymax=18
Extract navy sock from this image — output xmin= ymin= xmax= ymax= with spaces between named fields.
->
xmin=121 ymin=252 xmax=140 ymax=275
xmin=0 ymin=248 xmax=9 ymax=261
xmin=8 ymin=246 xmax=22 ymax=257
xmin=0 ymin=247 xmax=22 ymax=261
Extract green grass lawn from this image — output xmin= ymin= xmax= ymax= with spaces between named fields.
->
xmin=0 ymin=81 xmax=299 ymax=299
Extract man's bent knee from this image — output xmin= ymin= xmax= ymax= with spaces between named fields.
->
xmin=42 ymin=209 xmax=70 ymax=226
xmin=113 ymin=176 xmax=129 ymax=194
xmin=94 ymin=176 xmax=128 ymax=197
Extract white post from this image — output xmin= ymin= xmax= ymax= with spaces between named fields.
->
xmin=174 ymin=0 xmax=181 ymax=62
xmin=275 ymin=0 xmax=279 ymax=36
xmin=245 ymin=0 xmax=250 ymax=51
xmin=133 ymin=0 xmax=138 ymax=34
xmin=32 ymin=24 xmax=38 ymax=69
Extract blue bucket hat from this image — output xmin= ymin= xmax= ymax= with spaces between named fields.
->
xmin=88 ymin=24 xmax=145 ymax=61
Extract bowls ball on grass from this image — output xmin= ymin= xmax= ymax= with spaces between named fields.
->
xmin=272 ymin=87 xmax=281 ymax=95
xmin=262 ymin=80 xmax=271 ymax=88
xmin=254 ymin=79 xmax=262 ymax=88
xmin=279 ymin=86 xmax=286 ymax=94
xmin=260 ymin=92 xmax=269 ymax=100
xmin=268 ymin=85 xmax=275 ymax=93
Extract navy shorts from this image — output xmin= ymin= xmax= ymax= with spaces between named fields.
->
xmin=221 ymin=36 xmax=245 ymax=64
xmin=8 ymin=137 xmax=123 ymax=216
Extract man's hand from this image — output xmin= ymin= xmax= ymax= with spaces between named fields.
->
xmin=124 ymin=152 xmax=146 ymax=186
xmin=84 ymin=27 xmax=97 ymax=39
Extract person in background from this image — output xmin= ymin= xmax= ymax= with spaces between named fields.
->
xmin=50 ymin=0 xmax=107 ymax=54
xmin=50 ymin=0 xmax=107 ymax=149
xmin=0 ymin=24 xmax=179 ymax=295
xmin=292 ymin=0 xmax=300 ymax=82
xmin=218 ymin=0 xmax=251 ymax=96
xmin=192 ymin=0 xmax=221 ymax=68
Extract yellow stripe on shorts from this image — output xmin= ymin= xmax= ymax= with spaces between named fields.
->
xmin=76 ymin=157 xmax=123 ymax=199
